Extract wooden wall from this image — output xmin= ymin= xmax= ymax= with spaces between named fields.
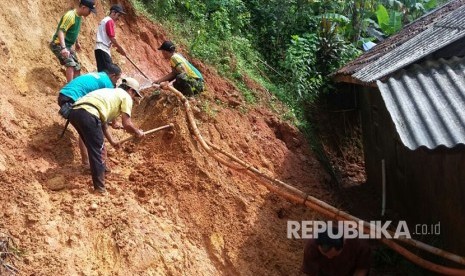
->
xmin=358 ymin=87 xmax=465 ymax=256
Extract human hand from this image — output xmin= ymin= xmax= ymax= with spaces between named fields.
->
xmin=61 ymin=48 xmax=70 ymax=58
xmin=117 ymin=47 xmax=126 ymax=56
xmin=111 ymin=121 xmax=124 ymax=129
xmin=160 ymin=81 xmax=169 ymax=90
xmin=135 ymin=129 xmax=145 ymax=138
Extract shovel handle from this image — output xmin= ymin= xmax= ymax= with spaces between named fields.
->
xmin=118 ymin=123 xmax=174 ymax=145
xmin=126 ymin=56 xmax=151 ymax=81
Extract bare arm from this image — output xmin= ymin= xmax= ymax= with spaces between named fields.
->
xmin=110 ymin=37 xmax=126 ymax=56
xmin=75 ymin=38 xmax=81 ymax=51
xmin=154 ymin=70 xmax=177 ymax=84
xmin=102 ymin=123 xmax=120 ymax=149
xmin=121 ymin=113 xmax=144 ymax=138
xmin=57 ymin=30 xmax=70 ymax=58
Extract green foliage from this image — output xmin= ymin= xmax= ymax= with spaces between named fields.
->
xmin=133 ymin=0 xmax=440 ymax=111
xmin=235 ymin=81 xmax=257 ymax=104
xmin=201 ymin=100 xmax=219 ymax=118
xmin=376 ymin=4 xmax=402 ymax=35
xmin=131 ymin=0 xmax=441 ymax=156
xmin=401 ymin=0 xmax=438 ymax=21
xmin=283 ymin=34 xmax=321 ymax=102
xmin=244 ymin=0 xmax=317 ymax=68
xmin=282 ymin=31 xmax=360 ymax=104
xmin=134 ymin=0 xmax=260 ymax=101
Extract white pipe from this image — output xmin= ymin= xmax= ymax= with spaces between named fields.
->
xmin=381 ymin=159 xmax=386 ymax=216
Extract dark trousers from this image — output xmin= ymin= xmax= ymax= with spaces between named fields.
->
xmin=57 ymin=93 xmax=74 ymax=107
xmin=95 ymin=49 xmax=113 ymax=72
xmin=174 ymin=73 xmax=204 ymax=97
xmin=57 ymin=94 xmax=75 ymax=119
xmin=68 ymin=108 xmax=105 ymax=190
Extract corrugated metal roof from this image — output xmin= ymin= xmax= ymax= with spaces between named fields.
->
xmin=354 ymin=5 xmax=465 ymax=83
xmin=377 ymin=57 xmax=465 ymax=150
xmin=334 ymin=0 xmax=465 ymax=81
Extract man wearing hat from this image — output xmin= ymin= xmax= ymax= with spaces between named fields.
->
xmin=50 ymin=0 xmax=96 ymax=83
xmin=57 ymin=63 xmax=122 ymax=167
xmin=95 ymin=4 xmax=127 ymax=72
xmin=153 ymin=40 xmax=204 ymax=97
xmin=68 ymin=77 xmax=145 ymax=194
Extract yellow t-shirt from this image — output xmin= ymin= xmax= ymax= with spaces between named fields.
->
xmin=170 ymin=53 xmax=203 ymax=80
xmin=73 ymin=88 xmax=133 ymax=123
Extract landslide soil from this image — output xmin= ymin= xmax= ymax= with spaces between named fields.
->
xmin=0 ymin=0 xmax=375 ymax=275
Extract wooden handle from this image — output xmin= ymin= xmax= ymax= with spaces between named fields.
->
xmin=126 ymin=56 xmax=151 ymax=81
xmin=118 ymin=124 xmax=174 ymax=145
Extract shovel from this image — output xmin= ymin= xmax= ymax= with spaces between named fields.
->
xmin=118 ymin=123 xmax=174 ymax=145
xmin=126 ymin=56 xmax=151 ymax=81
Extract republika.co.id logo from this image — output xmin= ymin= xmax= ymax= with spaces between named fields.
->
xmin=287 ymin=220 xmax=441 ymax=239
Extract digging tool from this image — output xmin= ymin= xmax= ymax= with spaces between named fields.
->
xmin=126 ymin=56 xmax=151 ymax=81
xmin=139 ymin=83 xmax=160 ymax=92
xmin=118 ymin=123 xmax=174 ymax=145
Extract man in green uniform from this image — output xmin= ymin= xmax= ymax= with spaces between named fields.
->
xmin=153 ymin=41 xmax=204 ymax=97
xmin=50 ymin=0 xmax=96 ymax=82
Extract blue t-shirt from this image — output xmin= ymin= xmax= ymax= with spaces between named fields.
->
xmin=60 ymin=72 xmax=114 ymax=101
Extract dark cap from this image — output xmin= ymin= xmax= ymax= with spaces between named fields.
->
xmin=110 ymin=4 xmax=126 ymax=14
xmin=158 ymin=41 xmax=176 ymax=52
xmin=80 ymin=0 xmax=96 ymax=13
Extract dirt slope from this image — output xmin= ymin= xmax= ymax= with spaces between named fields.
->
xmin=0 ymin=0 xmax=335 ymax=275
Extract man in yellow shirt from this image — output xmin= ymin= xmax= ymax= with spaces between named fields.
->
xmin=68 ymin=77 xmax=145 ymax=194
xmin=154 ymin=41 xmax=204 ymax=96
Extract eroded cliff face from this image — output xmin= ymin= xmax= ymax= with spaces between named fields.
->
xmin=0 ymin=0 xmax=330 ymax=275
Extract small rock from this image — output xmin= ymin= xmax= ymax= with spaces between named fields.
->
xmin=45 ymin=176 xmax=67 ymax=191
xmin=128 ymin=173 xmax=137 ymax=182
xmin=24 ymin=256 xmax=34 ymax=265
xmin=45 ymin=87 xmax=54 ymax=96
xmin=26 ymin=214 xmax=40 ymax=223
xmin=109 ymin=157 xmax=119 ymax=164
xmin=90 ymin=202 xmax=98 ymax=210
xmin=20 ymin=120 xmax=29 ymax=129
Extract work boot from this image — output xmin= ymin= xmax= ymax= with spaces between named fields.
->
xmin=94 ymin=186 xmax=107 ymax=195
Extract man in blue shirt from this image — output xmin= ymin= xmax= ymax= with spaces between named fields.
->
xmin=57 ymin=63 xmax=121 ymax=167
xmin=58 ymin=63 xmax=121 ymax=107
